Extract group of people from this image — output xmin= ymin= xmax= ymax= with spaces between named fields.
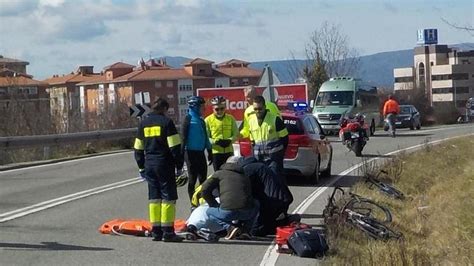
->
xmin=133 ymin=85 xmax=293 ymax=242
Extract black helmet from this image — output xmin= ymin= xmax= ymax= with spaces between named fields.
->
xmin=210 ymin=96 xmax=226 ymax=106
xmin=187 ymin=96 xmax=205 ymax=107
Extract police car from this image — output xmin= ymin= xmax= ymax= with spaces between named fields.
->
xmin=239 ymin=102 xmax=333 ymax=184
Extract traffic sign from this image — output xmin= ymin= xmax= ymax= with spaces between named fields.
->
xmin=129 ymin=104 xmax=152 ymax=118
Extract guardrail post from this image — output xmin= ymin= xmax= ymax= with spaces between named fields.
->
xmin=43 ymin=146 xmax=51 ymax=160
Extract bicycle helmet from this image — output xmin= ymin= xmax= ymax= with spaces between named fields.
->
xmin=187 ymin=96 xmax=205 ymax=107
xmin=210 ymin=96 xmax=226 ymax=106
xmin=175 ymin=170 xmax=188 ymax=187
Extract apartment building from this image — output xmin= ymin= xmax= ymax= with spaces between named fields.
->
xmin=74 ymin=57 xmax=261 ymax=128
xmin=43 ymin=66 xmax=102 ymax=132
xmin=394 ymin=29 xmax=474 ymax=112
xmin=0 ymin=56 xmax=50 ymax=135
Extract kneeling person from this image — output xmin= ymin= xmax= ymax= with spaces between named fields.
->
xmin=201 ymin=157 xmax=258 ymax=240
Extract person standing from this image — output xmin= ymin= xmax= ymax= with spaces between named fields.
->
xmin=134 ymin=98 xmax=184 ymax=242
xmin=205 ymin=96 xmax=238 ymax=171
xmin=240 ymin=85 xmax=280 ymax=134
xmin=182 ymin=96 xmax=212 ymax=203
xmin=240 ymin=96 xmax=288 ymax=174
xmin=383 ymin=95 xmax=400 ymax=138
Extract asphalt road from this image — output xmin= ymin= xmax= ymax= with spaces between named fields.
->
xmin=1 ymin=124 xmax=473 ymax=266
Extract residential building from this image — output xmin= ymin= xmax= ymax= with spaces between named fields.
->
xmin=394 ymin=29 xmax=474 ymax=112
xmin=0 ymin=63 xmax=50 ymax=135
xmin=43 ymin=66 xmax=101 ymax=132
xmin=0 ymin=55 xmax=29 ymax=75
xmin=76 ymin=57 xmax=261 ymax=128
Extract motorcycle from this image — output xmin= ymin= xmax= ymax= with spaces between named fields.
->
xmin=339 ymin=114 xmax=369 ymax=157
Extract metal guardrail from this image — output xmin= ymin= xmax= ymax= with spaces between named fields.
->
xmin=0 ymin=128 xmax=137 ymax=149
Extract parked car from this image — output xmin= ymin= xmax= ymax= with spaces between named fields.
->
xmin=395 ymin=105 xmax=421 ymax=130
xmin=238 ymin=110 xmax=333 ymax=184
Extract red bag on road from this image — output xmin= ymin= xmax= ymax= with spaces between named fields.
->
xmin=275 ymin=222 xmax=312 ymax=253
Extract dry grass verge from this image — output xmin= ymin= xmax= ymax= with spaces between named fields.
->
xmin=324 ymin=137 xmax=474 ymax=265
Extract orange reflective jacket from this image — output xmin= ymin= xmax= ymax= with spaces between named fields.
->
xmin=383 ymin=99 xmax=400 ymax=116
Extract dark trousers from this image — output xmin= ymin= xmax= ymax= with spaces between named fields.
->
xmin=144 ymin=159 xmax=177 ymax=201
xmin=185 ymin=150 xmax=208 ymax=202
xmin=212 ymin=152 xmax=233 ymax=171
xmin=252 ymin=200 xmax=289 ymax=236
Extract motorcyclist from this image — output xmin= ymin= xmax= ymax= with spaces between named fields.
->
xmin=383 ymin=95 xmax=400 ymax=138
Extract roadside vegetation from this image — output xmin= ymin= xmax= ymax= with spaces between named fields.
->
xmin=0 ymin=94 xmax=136 ymax=165
xmin=324 ymin=136 xmax=474 ymax=265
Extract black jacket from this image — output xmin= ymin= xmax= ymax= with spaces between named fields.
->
xmin=201 ymin=163 xmax=254 ymax=210
xmin=134 ymin=112 xmax=184 ymax=170
xmin=240 ymin=157 xmax=293 ymax=205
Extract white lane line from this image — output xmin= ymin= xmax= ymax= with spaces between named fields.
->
xmin=259 ymin=132 xmax=474 ymax=266
xmin=0 ymin=177 xmax=143 ymax=223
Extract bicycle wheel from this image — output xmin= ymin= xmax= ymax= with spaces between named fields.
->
xmin=356 ymin=216 xmax=402 ymax=240
xmin=345 ymin=198 xmax=392 ymax=223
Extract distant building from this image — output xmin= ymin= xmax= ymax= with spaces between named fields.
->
xmin=43 ymin=66 xmax=102 ymax=132
xmin=74 ymin=57 xmax=261 ymax=129
xmin=0 ymin=55 xmax=29 ymax=75
xmin=0 ymin=56 xmax=50 ymax=135
xmin=394 ymin=29 xmax=474 ymax=112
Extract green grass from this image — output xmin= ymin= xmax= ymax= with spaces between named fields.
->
xmin=323 ymin=137 xmax=474 ymax=265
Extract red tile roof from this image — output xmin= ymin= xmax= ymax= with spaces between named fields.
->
xmin=43 ymin=73 xmax=102 ymax=85
xmin=128 ymin=69 xmax=193 ymax=81
xmin=0 ymin=76 xmax=47 ymax=87
xmin=103 ymin=62 xmax=135 ymax=70
xmin=76 ymin=75 xmax=108 ymax=86
xmin=184 ymin=58 xmax=214 ymax=66
xmin=214 ymin=67 xmax=262 ymax=78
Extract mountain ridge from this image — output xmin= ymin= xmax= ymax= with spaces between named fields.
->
xmin=160 ymin=43 xmax=474 ymax=87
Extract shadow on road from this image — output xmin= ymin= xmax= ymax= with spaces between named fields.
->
xmin=181 ymin=239 xmax=273 ymax=246
xmin=287 ymin=175 xmax=361 ymax=188
xmin=0 ymin=242 xmax=113 ymax=251
xmin=299 ymin=213 xmax=324 ymax=219
xmin=361 ymin=154 xmax=394 ymax=158
xmin=375 ymin=133 xmax=433 ymax=137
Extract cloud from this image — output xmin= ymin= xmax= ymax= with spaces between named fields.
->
xmin=0 ymin=0 xmax=39 ymax=16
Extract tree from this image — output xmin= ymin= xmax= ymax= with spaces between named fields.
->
xmin=289 ymin=21 xmax=360 ymax=100
xmin=442 ymin=18 xmax=474 ymax=37
xmin=303 ymin=53 xmax=328 ymax=101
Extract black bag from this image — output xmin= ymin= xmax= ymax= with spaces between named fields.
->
xmin=288 ymin=229 xmax=328 ymax=258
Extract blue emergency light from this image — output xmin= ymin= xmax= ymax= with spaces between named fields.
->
xmin=288 ymin=101 xmax=308 ymax=112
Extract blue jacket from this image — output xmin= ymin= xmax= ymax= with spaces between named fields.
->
xmin=181 ymin=107 xmax=211 ymax=152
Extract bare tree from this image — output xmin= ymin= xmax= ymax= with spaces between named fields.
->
xmin=442 ymin=18 xmax=474 ymax=37
xmin=305 ymin=21 xmax=360 ymax=78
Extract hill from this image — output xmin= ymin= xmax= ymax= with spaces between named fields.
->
xmin=162 ymin=43 xmax=474 ymax=87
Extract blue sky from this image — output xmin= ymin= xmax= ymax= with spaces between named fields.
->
xmin=0 ymin=0 xmax=472 ymax=79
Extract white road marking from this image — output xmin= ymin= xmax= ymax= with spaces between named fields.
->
xmin=0 ymin=177 xmax=143 ymax=223
xmin=259 ymin=132 xmax=474 ymax=266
